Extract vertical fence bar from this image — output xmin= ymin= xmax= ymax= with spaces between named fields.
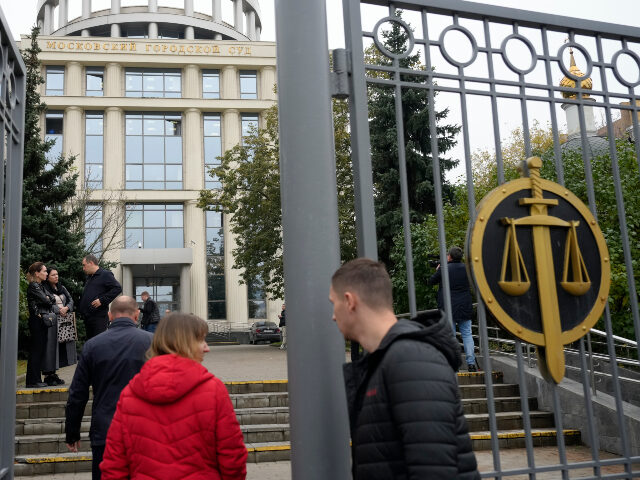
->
xmin=578 ymin=338 xmax=602 ymax=478
xmin=514 ymin=340 xmax=536 ymax=480
xmin=0 ymin=9 xmax=26 ymax=478
xmin=274 ymin=1 xmax=351 ymax=478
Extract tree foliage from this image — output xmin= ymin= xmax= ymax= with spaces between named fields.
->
xmin=20 ymin=28 xmax=87 ymax=314
xmin=366 ymin=12 xmax=460 ymax=266
xmin=198 ymin=100 xmax=356 ymax=300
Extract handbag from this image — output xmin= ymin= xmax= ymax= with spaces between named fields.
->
xmin=41 ymin=312 xmax=56 ymax=328
xmin=58 ymin=312 xmax=77 ymax=343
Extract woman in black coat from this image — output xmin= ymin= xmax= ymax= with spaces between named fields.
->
xmin=26 ymin=262 xmax=56 ymax=388
xmin=43 ymin=266 xmax=77 ymax=383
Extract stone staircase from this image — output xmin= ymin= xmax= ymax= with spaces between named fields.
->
xmin=13 ymin=373 xmax=581 ymax=476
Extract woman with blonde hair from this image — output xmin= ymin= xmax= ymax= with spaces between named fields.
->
xmin=25 ymin=262 xmax=56 ymax=388
xmin=101 ymin=313 xmax=247 ymax=480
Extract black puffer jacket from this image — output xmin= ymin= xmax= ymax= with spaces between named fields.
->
xmin=343 ymin=313 xmax=479 ymax=480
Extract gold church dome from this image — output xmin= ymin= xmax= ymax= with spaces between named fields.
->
xmin=560 ymin=48 xmax=592 ymax=99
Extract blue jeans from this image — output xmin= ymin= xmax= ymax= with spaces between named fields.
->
xmin=145 ymin=323 xmax=157 ymax=333
xmin=456 ymin=319 xmax=476 ymax=366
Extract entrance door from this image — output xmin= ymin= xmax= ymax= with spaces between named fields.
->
xmin=134 ymin=276 xmax=180 ymax=316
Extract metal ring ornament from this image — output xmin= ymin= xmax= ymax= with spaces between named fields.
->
xmin=611 ymin=48 xmax=640 ymax=87
xmin=557 ymin=42 xmax=593 ymax=82
xmin=372 ymin=16 xmax=415 ymax=61
xmin=500 ymin=34 xmax=537 ymax=75
xmin=438 ymin=24 xmax=478 ymax=68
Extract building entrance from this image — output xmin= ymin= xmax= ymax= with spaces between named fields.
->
xmin=134 ymin=276 xmax=180 ymax=315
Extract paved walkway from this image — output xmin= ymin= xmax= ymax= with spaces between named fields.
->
xmin=30 ymin=345 xmax=634 ymax=479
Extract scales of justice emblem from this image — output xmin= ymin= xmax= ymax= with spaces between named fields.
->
xmin=467 ymin=156 xmax=610 ymax=383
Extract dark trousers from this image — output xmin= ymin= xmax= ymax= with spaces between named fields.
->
xmin=26 ymin=317 xmax=48 ymax=386
xmin=85 ymin=312 xmax=109 ymax=340
xmin=92 ymin=444 xmax=105 ymax=480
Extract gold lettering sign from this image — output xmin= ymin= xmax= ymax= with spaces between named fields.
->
xmin=41 ymin=40 xmax=252 ymax=56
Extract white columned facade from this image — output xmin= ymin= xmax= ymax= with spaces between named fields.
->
xmin=246 ymin=10 xmax=256 ymax=40
xmin=222 ymin=108 xmax=248 ymax=324
xmin=221 ymin=65 xmax=238 ymax=99
xmin=64 ymin=106 xmax=83 ymax=178
xmin=102 ymin=200 xmax=123 ymax=277
xmin=66 ymin=61 xmax=82 ymax=96
xmin=44 ymin=3 xmax=54 ymax=34
xmin=233 ymin=0 xmax=244 ymax=35
xmin=184 ymin=107 xmax=203 ymax=190
xmin=58 ymin=0 xmax=67 ymax=29
xmin=148 ymin=23 xmax=158 ymax=38
xmin=104 ymin=106 xmax=123 ymax=190
xmin=104 ymin=63 xmax=122 ymax=97
xmin=185 ymin=200 xmax=207 ymax=319
xmin=260 ymin=66 xmax=276 ymax=100
xmin=81 ymin=0 xmax=91 ymax=19
xmin=184 ymin=64 xmax=200 ymax=98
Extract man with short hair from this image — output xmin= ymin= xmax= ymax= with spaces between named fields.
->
xmin=278 ymin=303 xmax=286 ymax=350
xmin=65 ymin=296 xmax=153 ymax=480
xmin=330 ymin=258 xmax=479 ymax=480
xmin=139 ymin=291 xmax=160 ymax=333
xmin=429 ymin=246 xmax=478 ymax=372
xmin=79 ymin=254 xmax=122 ymax=339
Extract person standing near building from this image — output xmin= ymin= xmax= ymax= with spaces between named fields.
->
xmin=139 ymin=291 xmax=160 ymax=333
xmin=278 ymin=303 xmax=286 ymax=350
xmin=66 ymin=296 xmax=153 ymax=480
xmin=330 ymin=258 xmax=479 ymax=480
xmin=79 ymin=254 xmax=122 ymax=340
xmin=429 ymin=246 xmax=478 ymax=372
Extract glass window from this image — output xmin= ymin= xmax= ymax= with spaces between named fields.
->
xmin=85 ymin=113 xmax=103 ymax=189
xmin=204 ymin=114 xmax=222 ymax=189
xmin=248 ymin=275 xmax=267 ymax=319
xmin=84 ymin=204 xmax=103 ymax=255
xmin=239 ymin=70 xmax=257 ymax=99
xmin=45 ymin=112 xmax=63 ymax=167
xmin=241 ymin=113 xmax=259 ymax=139
xmin=202 ymin=70 xmax=220 ymax=99
xmin=206 ymin=210 xmax=225 ymax=319
xmin=86 ymin=67 xmax=104 ymax=96
xmin=46 ymin=66 xmax=64 ymax=96
xmin=125 ymin=69 xmax=182 ymax=98
xmin=125 ymin=113 xmax=182 ymax=190
xmin=125 ymin=204 xmax=184 ymax=249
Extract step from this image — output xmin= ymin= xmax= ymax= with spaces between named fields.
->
xmin=464 ymin=411 xmax=554 ymax=432
xmin=14 ymin=429 xmax=582 ymax=476
xmin=458 ymin=383 xmax=520 ymax=399
xmin=462 ymin=396 xmax=538 ymax=415
xmin=456 ymin=371 xmax=504 ymax=385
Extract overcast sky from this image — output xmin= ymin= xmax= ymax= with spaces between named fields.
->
xmin=3 ymin=0 xmax=640 ymax=45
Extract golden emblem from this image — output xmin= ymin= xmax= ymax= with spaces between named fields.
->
xmin=468 ymin=157 xmax=610 ymax=383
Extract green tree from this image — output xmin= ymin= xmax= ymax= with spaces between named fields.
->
xmin=198 ymin=100 xmax=356 ymax=300
xmin=21 ymin=27 xmax=86 ymax=300
xmin=366 ymin=12 xmax=461 ymax=267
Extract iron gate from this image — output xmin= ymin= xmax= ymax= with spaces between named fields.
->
xmin=0 ymin=6 xmax=26 ymax=480
xmin=276 ymin=0 xmax=640 ymax=478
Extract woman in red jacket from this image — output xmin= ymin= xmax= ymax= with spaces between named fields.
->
xmin=101 ymin=313 xmax=247 ymax=480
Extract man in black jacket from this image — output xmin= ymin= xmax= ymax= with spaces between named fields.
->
xmin=139 ymin=291 xmax=160 ymax=333
xmin=330 ymin=258 xmax=479 ymax=480
xmin=79 ymin=254 xmax=122 ymax=339
xmin=65 ymin=296 xmax=153 ymax=480
xmin=429 ymin=246 xmax=478 ymax=371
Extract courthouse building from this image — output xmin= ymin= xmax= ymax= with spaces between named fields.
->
xmin=24 ymin=0 xmax=278 ymax=325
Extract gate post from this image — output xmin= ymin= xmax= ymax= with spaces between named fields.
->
xmin=274 ymin=0 xmax=351 ymax=478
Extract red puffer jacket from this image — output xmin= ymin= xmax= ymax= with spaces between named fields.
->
xmin=101 ymin=354 xmax=247 ymax=480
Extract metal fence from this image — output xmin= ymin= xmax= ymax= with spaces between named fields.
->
xmin=276 ymin=0 xmax=640 ymax=478
xmin=0 ymin=7 xmax=26 ymax=480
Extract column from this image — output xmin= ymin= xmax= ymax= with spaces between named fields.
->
xmin=183 ymin=108 xmax=203 ymax=190
xmin=64 ymin=106 xmax=83 ymax=179
xmin=246 ymin=10 xmax=255 ymax=40
xmin=104 ymin=62 xmax=122 ymax=97
xmin=185 ymin=200 xmax=207 ymax=319
xmin=180 ymin=265 xmax=193 ymax=317
xmin=184 ymin=64 xmax=199 ymax=98
xmin=104 ymin=107 xmax=124 ymax=190
xmin=233 ymin=0 xmax=243 ymax=35
xmin=184 ymin=26 xmax=194 ymax=40
xmin=184 ymin=0 xmax=193 ymax=16
xmin=82 ymin=0 xmax=91 ymax=19
xmin=111 ymin=23 xmax=121 ymax=37
xmin=58 ymin=0 xmax=67 ymax=29
xmin=81 ymin=30 xmax=90 ymax=36
xmin=260 ymin=66 xmax=276 ymax=100
xmin=148 ymin=23 xmax=158 ymax=39
xmin=221 ymin=65 xmax=238 ymax=99
xmin=212 ymin=0 xmax=221 ymax=21
xmin=44 ymin=3 xmax=54 ymax=34
xmin=221 ymin=109 xmax=248 ymax=324
xmin=256 ymin=25 xmax=261 ymax=40
xmin=121 ymin=265 xmax=133 ymax=297
xmin=102 ymin=200 xmax=124 ymax=270
xmin=148 ymin=0 xmax=157 ymax=12
xmin=37 ymin=19 xmax=44 ymax=32
xmin=110 ymin=0 xmax=120 ymax=14
xmin=66 ymin=61 xmax=82 ymax=97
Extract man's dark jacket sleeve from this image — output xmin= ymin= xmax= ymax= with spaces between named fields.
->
xmin=98 ymin=270 xmax=122 ymax=307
